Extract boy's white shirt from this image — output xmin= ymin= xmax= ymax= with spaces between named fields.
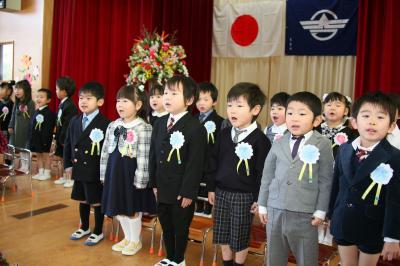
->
xmin=230 ymin=121 xmax=258 ymax=142
xmin=263 ymin=123 xmax=287 ymax=135
xmin=387 ymin=124 xmax=400 ymax=149
xmin=259 ymin=130 xmax=326 ymax=220
xmin=167 ymin=111 xmax=188 ymax=127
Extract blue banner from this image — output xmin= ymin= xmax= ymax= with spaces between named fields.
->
xmin=285 ymin=0 xmax=358 ymax=55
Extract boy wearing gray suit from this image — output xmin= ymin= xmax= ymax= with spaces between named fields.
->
xmin=258 ymin=91 xmax=334 ymax=266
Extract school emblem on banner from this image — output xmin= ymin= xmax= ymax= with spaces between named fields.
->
xmin=285 ymin=0 xmax=358 ymax=55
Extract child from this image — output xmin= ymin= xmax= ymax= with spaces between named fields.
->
xmin=30 ymin=88 xmax=56 ymax=180
xmin=0 ymin=80 xmax=14 ymax=153
xmin=319 ymin=92 xmax=357 ymax=158
xmin=328 ymin=92 xmax=400 ymax=266
xmin=194 ymin=82 xmax=224 ymax=217
xmin=101 ymin=84 xmax=156 ymax=255
xmin=264 ymin=92 xmax=290 ymax=143
xmin=54 ymin=76 xmax=78 ymax=187
xmin=207 ymin=83 xmax=271 ymax=266
xmin=65 ymin=82 xmax=110 ymax=246
xmin=8 ymin=80 xmax=35 ymax=148
xmin=386 ymin=93 xmax=400 ymax=149
xmin=149 ymin=76 xmax=207 ymax=266
xmin=258 ymin=91 xmax=334 ymax=266
xmin=148 ymin=82 xmax=168 ymax=125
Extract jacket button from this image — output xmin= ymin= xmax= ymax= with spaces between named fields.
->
xmin=85 ymin=150 xmax=88 ymax=154
xmin=287 ymin=181 xmax=292 ymax=185
xmin=73 ymin=159 xmax=77 ymax=163
xmin=161 ymin=150 xmax=164 ymax=154
xmin=74 ymin=148 xmax=78 ymax=152
xmin=347 ymin=203 xmax=353 ymax=208
xmin=84 ymin=162 xmax=87 ymax=165
xmin=159 ymin=160 xmax=163 ymax=164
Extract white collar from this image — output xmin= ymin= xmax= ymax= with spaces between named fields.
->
xmin=115 ymin=117 xmax=144 ymax=128
xmin=321 ymin=120 xmax=346 ymax=130
xmin=231 ymin=121 xmax=258 ymax=142
xmin=290 ymin=130 xmax=314 ymax=142
xmin=153 ymin=110 xmax=168 ymax=117
xmin=38 ymin=105 xmax=48 ymax=111
xmin=351 ymin=136 xmax=380 ymax=151
xmin=60 ymin=97 xmax=68 ymax=104
xmin=168 ymin=111 xmax=188 ymax=123
xmin=271 ymin=123 xmax=287 ymax=134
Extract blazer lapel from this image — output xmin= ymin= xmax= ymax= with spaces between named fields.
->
xmin=278 ymin=133 xmax=292 ymax=162
xmin=169 ymin=113 xmax=191 ymax=134
xmin=339 ymin=143 xmax=356 ymax=184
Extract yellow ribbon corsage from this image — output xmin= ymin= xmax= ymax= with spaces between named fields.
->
xmin=235 ymin=142 xmax=254 ymax=176
xmin=0 ymin=106 xmax=9 ymax=121
xmin=167 ymin=131 xmax=185 ymax=164
xmin=204 ymin=121 xmax=216 ymax=144
xmin=298 ymin=145 xmax=320 ymax=183
xmin=362 ymin=163 xmax=393 ymax=206
xmin=35 ymin=114 xmax=44 ymax=130
xmin=89 ymin=128 xmax=104 ymax=155
xmin=120 ymin=129 xmax=136 ymax=157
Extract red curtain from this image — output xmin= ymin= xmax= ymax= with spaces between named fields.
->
xmin=354 ymin=0 xmax=400 ymax=98
xmin=49 ymin=0 xmax=213 ymax=118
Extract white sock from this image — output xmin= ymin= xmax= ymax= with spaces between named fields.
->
xmin=117 ymin=215 xmax=130 ymax=241
xmin=127 ymin=213 xmax=142 ymax=243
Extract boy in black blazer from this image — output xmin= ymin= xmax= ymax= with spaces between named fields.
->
xmin=30 ymin=88 xmax=56 ymax=180
xmin=328 ymin=92 xmax=400 ymax=265
xmin=64 ymin=82 xmax=110 ymax=246
xmin=54 ymin=76 xmax=78 ymax=186
xmin=149 ymin=76 xmax=207 ymax=266
xmin=194 ymin=82 xmax=223 ymax=216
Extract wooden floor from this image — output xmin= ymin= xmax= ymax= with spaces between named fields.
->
xmin=0 ymin=174 xmax=265 ymax=266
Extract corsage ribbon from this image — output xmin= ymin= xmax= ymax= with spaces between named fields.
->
xmin=35 ymin=114 xmax=44 ymax=130
xmin=332 ymin=132 xmax=348 ymax=148
xmin=235 ymin=142 xmax=253 ymax=176
xmin=120 ymin=129 xmax=136 ymax=157
xmin=167 ymin=131 xmax=185 ymax=164
xmin=89 ymin=128 xmax=104 ymax=155
xmin=362 ymin=163 xmax=393 ymax=205
xmin=0 ymin=107 xmax=9 ymax=121
xmin=204 ymin=121 xmax=216 ymax=144
xmin=298 ymin=145 xmax=320 ymax=183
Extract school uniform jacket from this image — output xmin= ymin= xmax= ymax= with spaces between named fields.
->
xmin=0 ymin=99 xmax=14 ymax=131
xmin=328 ymin=139 xmax=400 ymax=244
xmin=149 ymin=113 xmax=207 ymax=204
xmin=258 ymin=131 xmax=334 ymax=214
xmin=55 ymin=98 xmax=78 ymax=146
xmin=29 ymin=106 xmax=56 ymax=152
xmin=63 ymin=113 xmax=110 ymax=182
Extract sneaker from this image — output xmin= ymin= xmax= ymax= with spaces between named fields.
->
xmin=168 ymin=260 xmax=186 ymax=266
xmin=70 ymin=228 xmax=91 ymax=240
xmin=112 ymin=239 xmax=129 ymax=252
xmin=64 ymin=180 xmax=74 ymax=188
xmin=154 ymin=259 xmax=171 ymax=266
xmin=122 ymin=241 xmax=142 ymax=255
xmin=54 ymin=177 xmax=66 ymax=185
xmin=37 ymin=171 xmax=51 ymax=181
xmin=32 ymin=173 xmax=43 ymax=180
xmin=84 ymin=233 xmax=104 ymax=246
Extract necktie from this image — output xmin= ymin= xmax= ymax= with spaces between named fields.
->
xmin=199 ymin=113 xmax=206 ymax=123
xmin=233 ymin=128 xmax=246 ymax=143
xmin=355 ymin=148 xmax=370 ymax=161
xmin=167 ymin=117 xmax=175 ymax=132
xmin=291 ymin=135 xmax=304 ymax=159
xmin=82 ymin=117 xmax=89 ymax=130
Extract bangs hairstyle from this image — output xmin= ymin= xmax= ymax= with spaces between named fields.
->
xmin=0 ymin=80 xmax=15 ymax=100
xmin=149 ymin=82 xmax=164 ymax=97
xmin=352 ymin=92 xmax=397 ymax=123
xmin=37 ymin=88 xmax=52 ymax=100
xmin=116 ymin=84 xmax=149 ymax=122
xmin=287 ymin=91 xmax=322 ymax=118
xmin=198 ymin=82 xmax=219 ymax=102
xmin=270 ymin=92 xmax=290 ymax=107
xmin=323 ymin=92 xmax=351 ymax=114
xmin=15 ymin=79 xmax=32 ymax=104
xmin=165 ymin=75 xmax=198 ymax=111
xmin=79 ymin=81 xmax=105 ymax=100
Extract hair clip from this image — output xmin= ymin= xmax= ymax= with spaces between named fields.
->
xmin=345 ymin=96 xmax=352 ymax=103
xmin=322 ymin=93 xmax=328 ymax=102
xmin=138 ymin=84 xmax=145 ymax=92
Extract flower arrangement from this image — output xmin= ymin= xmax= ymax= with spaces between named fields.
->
xmin=126 ymin=29 xmax=189 ymax=86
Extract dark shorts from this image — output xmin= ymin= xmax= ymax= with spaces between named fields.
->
xmin=335 ymin=238 xmax=384 ymax=254
xmin=71 ymin=180 xmax=103 ymax=205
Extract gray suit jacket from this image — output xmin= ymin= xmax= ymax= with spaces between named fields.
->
xmin=258 ymin=131 xmax=334 ymax=214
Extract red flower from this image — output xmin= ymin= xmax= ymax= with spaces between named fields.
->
xmin=143 ymin=44 xmax=149 ymax=49
xmin=162 ymin=43 xmax=170 ymax=51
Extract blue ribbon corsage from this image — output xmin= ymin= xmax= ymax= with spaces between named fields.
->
xmin=89 ymin=128 xmax=104 ymax=155
xmin=362 ymin=163 xmax=393 ymax=205
xmin=204 ymin=121 xmax=216 ymax=144
xmin=235 ymin=142 xmax=254 ymax=176
xmin=167 ymin=131 xmax=185 ymax=164
xmin=35 ymin=114 xmax=44 ymax=130
xmin=298 ymin=144 xmax=320 ymax=183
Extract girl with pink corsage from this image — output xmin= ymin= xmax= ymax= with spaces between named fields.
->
xmin=100 ymin=84 xmax=156 ymax=256
xmin=318 ymin=92 xmax=358 ymax=158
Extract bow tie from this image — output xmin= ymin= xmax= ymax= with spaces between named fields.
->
xmin=114 ymin=126 xmax=127 ymax=139
xmin=355 ymin=148 xmax=370 ymax=161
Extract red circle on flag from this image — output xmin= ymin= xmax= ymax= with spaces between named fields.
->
xmin=231 ymin=15 xmax=259 ymax=46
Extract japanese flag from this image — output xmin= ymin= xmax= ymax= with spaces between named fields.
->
xmin=212 ymin=1 xmax=284 ymax=58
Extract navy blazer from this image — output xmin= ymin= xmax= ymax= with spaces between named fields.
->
xmin=55 ymin=98 xmax=78 ymax=145
xmin=328 ymin=139 xmax=400 ymax=244
xmin=29 ymin=106 xmax=56 ymax=153
xmin=63 ymin=112 xmax=110 ymax=182
xmin=149 ymin=113 xmax=207 ymax=203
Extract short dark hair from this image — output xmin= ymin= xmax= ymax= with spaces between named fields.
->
xmin=287 ymin=91 xmax=322 ymax=118
xmin=198 ymin=82 xmax=218 ymax=102
xmin=165 ymin=75 xmax=198 ymax=111
xmin=149 ymin=82 xmax=164 ymax=97
xmin=117 ymin=84 xmax=149 ymax=122
xmin=79 ymin=81 xmax=105 ymax=100
xmin=227 ymin=82 xmax=266 ymax=120
xmin=323 ymin=92 xmax=351 ymax=115
xmin=37 ymin=88 xmax=52 ymax=100
xmin=386 ymin=93 xmax=400 ymax=113
xmin=56 ymin=76 xmax=76 ymax=97
xmin=270 ymin=92 xmax=290 ymax=107
xmin=352 ymin=92 xmax=397 ymax=123
xmin=15 ymin=80 xmax=32 ymax=104
xmin=0 ymin=80 xmax=15 ymax=100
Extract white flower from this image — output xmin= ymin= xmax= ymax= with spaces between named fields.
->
xmin=36 ymin=114 xmax=44 ymax=123
xmin=235 ymin=142 xmax=254 ymax=160
xmin=204 ymin=121 xmax=216 ymax=134
xmin=371 ymin=163 xmax=393 ymax=185
xmin=299 ymin=145 xmax=320 ymax=164
xmin=89 ymin=128 xmax=104 ymax=143
xmin=170 ymin=131 xmax=185 ymax=149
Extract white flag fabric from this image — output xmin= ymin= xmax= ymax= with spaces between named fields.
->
xmin=212 ymin=1 xmax=284 ymax=58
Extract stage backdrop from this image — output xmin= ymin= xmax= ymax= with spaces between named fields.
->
xmin=49 ymin=0 xmax=213 ymax=118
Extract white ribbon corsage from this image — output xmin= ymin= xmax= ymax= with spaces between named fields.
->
xmin=89 ymin=128 xmax=104 ymax=155
xmin=57 ymin=109 xmax=62 ymax=126
xmin=235 ymin=142 xmax=254 ymax=176
xmin=332 ymin=132 xmax=348 ymax=148
xmin=120 ymin=129 xmax=136 ymax=157
xmin=0 ymin=106 xmax=9 ymax=121
xmin=298 ymin=145 xmax=320 ymax=183
xmin=362 ymin=163 xmax=393 ymax=206
xmin=167 ymin=131 xmax=185 ymax=164
xmin=204 ymin=121 xmax=216 ymax=144
xmin=35 ymin=114 xmax=44 ymax=130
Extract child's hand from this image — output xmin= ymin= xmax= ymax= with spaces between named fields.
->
xmin=177 ymin=196 xmax=192 ymax=208
xmin=311 ymin=217 xmax=324 ymax=226
xmin=8 ymin=128 xmax=13 ymax=134
xmin=250 ymin=202 xmax=258 ymax=214
xmin=208 ymin=192 xmax=215 ymax=205
xmin=381 ymin=242 xmax=400 ymax=261
xmin=259 ymin=213 xmax=268 ymax=225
